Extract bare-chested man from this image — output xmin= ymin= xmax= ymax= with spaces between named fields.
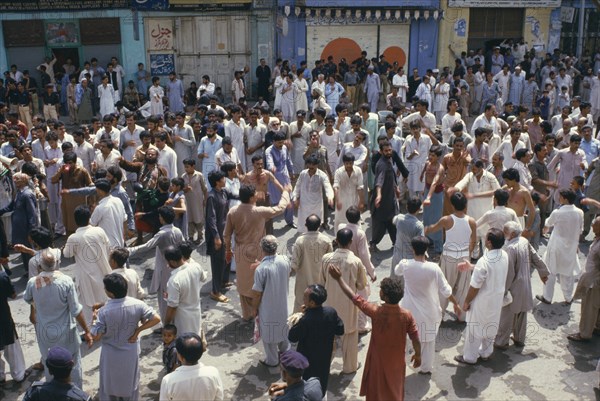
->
xmin=241 ymin=155 xmax=284 ymax=234
xmin=442 ymin=137 xmax=471 ymax=215
xmin=501 ymin=168 xmax=536 ymax=238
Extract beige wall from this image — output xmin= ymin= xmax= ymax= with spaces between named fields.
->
xmin=523 ymin=8 xmax=552 ymax=54
xmin=437 ymin=6 xmax=553 ymax=67
xmin=437 ymin=3 xmax=470 ymax=69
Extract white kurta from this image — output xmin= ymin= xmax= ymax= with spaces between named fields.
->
xmin=166 ymin=262 xmax=208 ymax=335
xmin=148 ymin=85 xmax=164 ymax=115
xmin=98 ymin=84 xmax=116 ymax=117
xmin=158 ymin=145 xmax=178 ymax=179
xmin=392 ymin=73 xmax=408 ymax=102
xmin=396 ymin=259 xmax=452 ymax=342
xmin=63 ymin=225 xmax=112 ymax=308
xmin=289 ymin=121 xmax=312 ymax=174
xmin=113 ymin=267 xmax=146 ymax=299
xmin=476 ymin=206 xmax=519 ymax=236
xmin=433 ymin=83 xmax=450 ymax=113
xmin=224 ymin=119 xmax=247 ymax=169
xmin=465 ymin=248 xmax=509 ymax=339
xmin=319 ymin=130 xmax=340 ymax=175
xmin=333 ymin=165 xmax=364 ymax=231
xmin=441 ymin=113 xmax=464 ymax=144
xmin=159 ymin=364 xmax=224 ymax=401
xmin=90 ymin=195 xmax=127 ymax=248
xmin=292 ymin=169 xmax=334 ymax=234
xmin=454 ymin=171 xmax=500 ymax=221
xmin=544 ymin=204 xmax=584 ymax=276
xmin=404 ymin=134 xmax=432 ymax=193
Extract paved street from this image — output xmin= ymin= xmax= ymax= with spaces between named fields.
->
xmin=0 ymin=211 xmax=599 ymax=401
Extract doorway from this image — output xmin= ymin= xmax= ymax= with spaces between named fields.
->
xmin=50 ymin=47 xmax=80 ymax=76
xmin=468 ymin=8 xmax=524 ymax=53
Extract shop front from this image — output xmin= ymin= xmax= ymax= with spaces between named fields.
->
xmin=438 ymin=0 xmax=562 ymax=68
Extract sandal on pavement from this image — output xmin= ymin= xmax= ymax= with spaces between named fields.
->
xmin=454 ymin=355 xmax=477 ymax=365
xmin=567 ymin=333 xmax=590 ymax=342
xmin=259 ymin=360 xmax=278 ymax=368
xmin=210 ymin=293 xmax=229 ymax=303
xmin=536 ymin=295 xmax=551 ymax=305
xmin=510 ymin=336 xmax=525 ymax=347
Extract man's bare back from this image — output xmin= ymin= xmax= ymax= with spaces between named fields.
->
xmin=507 ymin=185 xmax=530 ymax=217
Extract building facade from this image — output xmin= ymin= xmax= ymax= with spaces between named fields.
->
xmin=0 ymin=0 xmax=275 ymax=100
xmin=276 ymin=0 xmax=442 ymax=74
xmin=435 ymin=0 xmax=600 ymax=69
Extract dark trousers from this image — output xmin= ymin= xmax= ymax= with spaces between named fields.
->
xmin=21 ymin=252 xmax=32 ymax=272
xmin=370 ymin=218 xmax=396 ymax=246
xmin=210 ymin=247 xmax=228 ymax=293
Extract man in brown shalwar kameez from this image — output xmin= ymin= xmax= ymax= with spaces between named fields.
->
xmin=224 ymin=184 xmax=289 ymax=321
xmin=51 ymin=152 xmax=91 ymax=235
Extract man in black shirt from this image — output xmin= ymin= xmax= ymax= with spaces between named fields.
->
xmin=41 ymin=83 xmax=60 ymax=121
xmin=23 ymin=346 xmax=90 ymax=401
xmin=22 ymin=70 xmax=39 ymax=116
xmin=15 ymin=82 xmax=32 ymax=129
xmin=370 ymin=140 xmax=400 ymax=250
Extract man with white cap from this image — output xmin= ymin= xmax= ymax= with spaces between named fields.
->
xmin=311 ymin=87 xmax=331 ymax=116
xmin=508 ymin=66 xmax=525 ymax=105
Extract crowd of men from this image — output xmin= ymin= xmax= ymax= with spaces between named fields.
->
xmin=0 ymin=41 xmax=599 ymax=401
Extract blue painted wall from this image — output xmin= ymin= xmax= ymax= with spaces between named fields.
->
xmin=409 ymin=17 xmax=438 ymax=74
xmin=277 ymin=16 xmax=308 ymax=67
xmin=0 ymin=9 xmax=145 ymax=82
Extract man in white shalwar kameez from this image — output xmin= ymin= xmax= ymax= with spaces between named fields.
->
xmin=396 ymin=236 xmax=460 ymax=374
xmin=453 ymin=160 xmax=500 ymax=257
xmin=292 ymin=156 xmax=334 ymax=234
xmin=98 ymin=78 xmax=116 ymax=117
xmin=455 ymin=228 xmax=508 ymax=365
xmin=476 ymin=189 xmax=520 ymax=234
xmin=165 ymin=246 xmax=208 ymax=336
xmin=90 ymin=179 xmax=127 ymax=248
xmin=155 ymin=133 xmax=178 ymax=180
xmin=333 ymin=154 xmax=365 ymax=231
xmin=63 ymin=205 xmax=111 ymax=326
xmin=404 ymin=121 xmax=433 ymax=198
xmin=539 ymin=189 xmax=584 ymax=304
xmin=547 ymin=135 xmax=587 ymax=204
xmin=128 ymin=206 xmax=184 ymax=322
xmin=225 ymin=105 xmax=247 ymax=169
